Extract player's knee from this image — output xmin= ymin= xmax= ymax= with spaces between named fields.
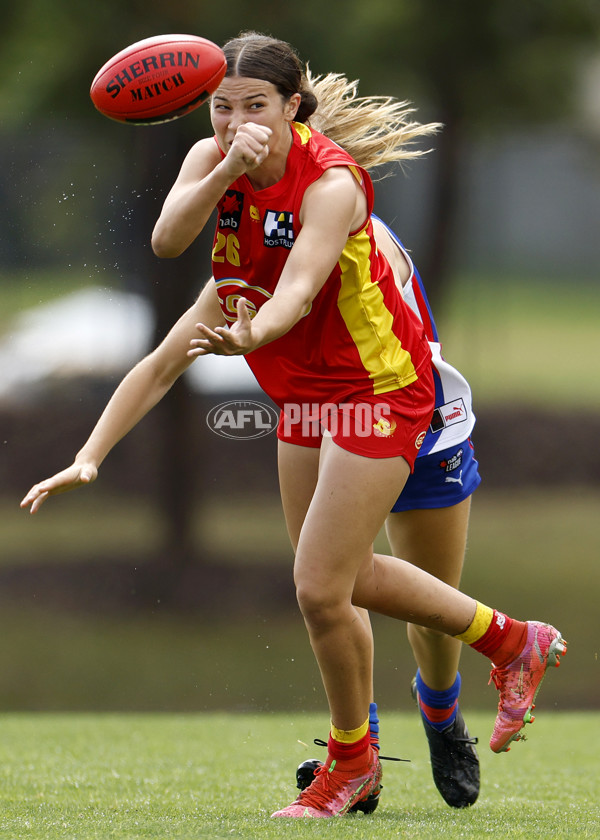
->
xmin=294 ymin=578 xmax=344 ymax=629
xmin=295 ymin=581 xmax=330 ymax=617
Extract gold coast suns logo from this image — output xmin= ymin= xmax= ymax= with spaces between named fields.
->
xmin=373 ymin=417 xmax=397 ymax=438
xmin=214 ymin=278 xmax=272 ymax=323
xmin=214 ymin=277 xmax=313 ymax=323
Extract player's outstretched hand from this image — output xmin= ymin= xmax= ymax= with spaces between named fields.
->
xmin=189 ymin=297 xmax=255 ymax=357
xmin=20 ymin=463 xmax=98 ymax=514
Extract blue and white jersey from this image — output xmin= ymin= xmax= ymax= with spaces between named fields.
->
xmin=374 ymin=217 xmax=476 ymax=457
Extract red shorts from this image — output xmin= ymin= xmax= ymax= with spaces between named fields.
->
xmin=276 ymin=366 xmax=434 ymax=469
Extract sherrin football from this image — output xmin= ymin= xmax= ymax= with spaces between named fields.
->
xmin=90 ymin=34 xmax=227 ymax=124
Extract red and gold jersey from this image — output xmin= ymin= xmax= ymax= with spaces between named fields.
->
xmin=211 ymin=122 xmax=431 ymax=409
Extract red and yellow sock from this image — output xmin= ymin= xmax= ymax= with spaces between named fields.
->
xmin=455 ymin=601 xmax=528 ymax=667
xmin=328 ymin=718 xmax=371 ymax=766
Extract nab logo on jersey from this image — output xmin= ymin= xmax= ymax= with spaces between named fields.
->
xmin=264 ymin=209 xmax=294 ymax=249
xmin=218 ymin=190 xmax=244 ymax=230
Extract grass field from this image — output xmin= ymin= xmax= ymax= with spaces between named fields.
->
xmin=1 ymin=712 xmax=598 ymax=839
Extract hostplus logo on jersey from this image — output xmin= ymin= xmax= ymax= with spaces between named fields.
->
xmin=218 ymin=190 xmax=244 ymax=230
xmin=264 ymin=210 xmax=294 ymax=248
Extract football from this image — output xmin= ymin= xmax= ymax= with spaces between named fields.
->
xmin=90 ymin=34 xmax=227 ymax=124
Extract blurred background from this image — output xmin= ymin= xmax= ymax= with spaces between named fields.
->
xmin=1 ymin=1 xmax=599 ymax=715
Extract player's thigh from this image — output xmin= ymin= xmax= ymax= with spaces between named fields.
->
xmin=295 ymin=437 xmax=411 ymax=597
xmin=277 ymin=439 xmax=320 ymax=551
xmin=385 ymin=497 xmax=472 ymax=588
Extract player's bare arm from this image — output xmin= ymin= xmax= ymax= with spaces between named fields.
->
xmin=372 ymin=216 xmax=411 ymax=289
xmin=21 ymin=281 xmax=224 ymax=513
xmin=152 ymin=139 xmax=233 ymax=258
xmin=152 ymin=123 xmax=274 ymax=259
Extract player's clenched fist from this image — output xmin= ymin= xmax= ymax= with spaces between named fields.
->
xmin=225 ymin=123 xmax=272 ymax=175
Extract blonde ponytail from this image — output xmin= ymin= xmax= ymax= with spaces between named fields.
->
xmin=306 ymin=69 xmax=441 ymax=174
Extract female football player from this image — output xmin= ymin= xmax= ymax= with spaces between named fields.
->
xmin=22 ymin=32 xmax=565 ymax=819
